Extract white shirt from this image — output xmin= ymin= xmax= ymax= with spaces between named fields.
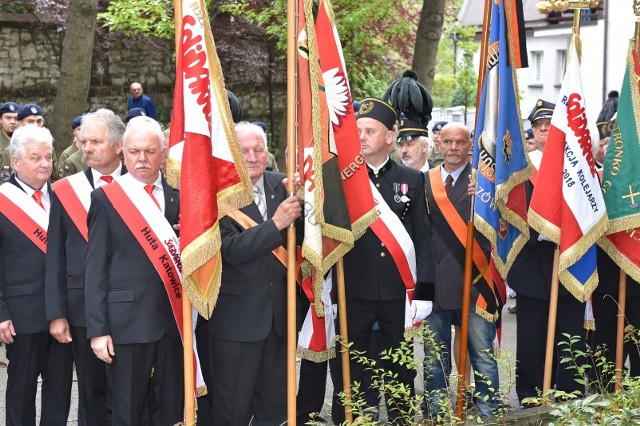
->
xmin=367 ymin=156 xmax=391 ymax=175
xmin=440 ymin=163 xmax=466 ymax=186
xmin=91 ymin=163 xmax=124 ymax=189
xmin=133 ymin=173 xmax=165 ymax=214
xmin=15 ymin=175 xmax=50 ymax=212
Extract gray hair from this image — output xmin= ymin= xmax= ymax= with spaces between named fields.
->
xmin=235 ymin=121 xmax=267 ymax=148
xmin=123 ymin=116 xmax=166 ymax=148
xmin=10 ymin=126 xmax=54 ymax=160
xmin=81 ymin=108 xmax=126 ymax=146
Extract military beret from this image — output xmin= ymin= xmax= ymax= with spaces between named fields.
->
xmin=0 ymin=102 xmax=20 ymax=116
xmin=356 ymin=97 xmax=398 ymax=130
xmin=397 ymin=114 xmax=428 ymax=142
xmin=17 ymin=103 xmax=44 ymax=121
xmin=125 ymin=108 xmax=147 ymax=123
xmin=524 ymin=128 xmax=534 ymax=140
xmin=71 ymin=115 xmax=83 ymax=129
xmin=253 ymin=121 xmax=268 ymax=134
xmin=527 ymin=99 xmax=555 ymax=123
xmin=432 ymin=121 xmax=448 ymax=132
xmin=353 ymin=101 xmax=361 ymax=113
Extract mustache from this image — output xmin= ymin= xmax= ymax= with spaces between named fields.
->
xmin=135 ymin=163 xmax=151 ymax=169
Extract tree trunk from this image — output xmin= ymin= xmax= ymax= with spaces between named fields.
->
xmin=412 ymin=0 xmax=447 ymax=91
xmin=49 ymin=0 xmax=99 ymax=156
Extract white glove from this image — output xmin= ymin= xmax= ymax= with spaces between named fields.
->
xmin=411 ymin=300 xmax=433 ymax=323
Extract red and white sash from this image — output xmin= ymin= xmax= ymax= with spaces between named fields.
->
xmin=101 ymin=174 xmax=205 ymax=393
xmin=51 ymin=173 xmax=93 ymax=241
xmin=368 ymin=182 xmax=417 ymax=328
xmin=298 ymin=272 xmax=336 ymax=361
xmin=0 ymin=182 xmax=49 ymax=253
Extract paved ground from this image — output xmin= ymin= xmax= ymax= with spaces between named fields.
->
xmin=0 ymin=299 xmax=519 ymax=424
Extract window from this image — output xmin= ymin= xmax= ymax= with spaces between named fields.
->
xmin=530 ymin=51 xmax=544 ymax=85
xmin=555 ymin=49 xmax=567 ymax=85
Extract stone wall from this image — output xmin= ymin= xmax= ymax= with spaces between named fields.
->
xmin=0 ymin=14 xmax=287 ymax=159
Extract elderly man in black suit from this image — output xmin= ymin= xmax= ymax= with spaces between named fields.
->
xmin=423 ymin=122 xmax=500 ymax=419
xmin=46 ymin=109 xmax=126 ymax=426
xmin=207 ymin=121 xmax=302 ymax=426
xmin=85 ymin=116 xmax=183 ymax=425
xmin=0 ymin=125 xmax=73 ymax=425
xmin=330 ymin=98 xmax=435 ymax=424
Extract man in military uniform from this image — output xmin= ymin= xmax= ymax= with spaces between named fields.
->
xmin=58 ymin=116 xmax=88 ymax=178
xmin=508 ymin=99 xmax=587 ymax=406
xmin=0 ymin=102 xmax=20 ymax=183
xmin=330 ymin=97 xmax=435 ymax=424
xmin=427 ymin=120 xmax=447 ymax=168
xmin=397 ymin=115 xmax=429 ymax=173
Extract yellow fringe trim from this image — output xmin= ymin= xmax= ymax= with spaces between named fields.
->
xmin=297 ymin=346 xmax=336 ymax=362
xmin=584 ymin=319 xmax=596 ymax=331
xmin=475 ymin=306 xmax=499 ymax=323
xmin=181 ymin=223 xmax=222 ymax=319
xmin=597 ymin=236 xmax=640 ymax=283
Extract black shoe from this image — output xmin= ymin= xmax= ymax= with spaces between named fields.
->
xmin=508 ymin=305 xmax=517 ymax=314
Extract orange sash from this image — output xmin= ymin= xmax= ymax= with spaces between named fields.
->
xmin=227 ymin=209 xmax=301 ymax=282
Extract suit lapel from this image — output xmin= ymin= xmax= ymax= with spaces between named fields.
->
xmin=84 ymin=168 xmax=95 ymax=188
xmin=263 ymin=172 xmax=282 ymax=218
xmin=449 ymin=163 xmax=471 ymax=203
xmin=161 ymin=176 xmax=179 ymax=224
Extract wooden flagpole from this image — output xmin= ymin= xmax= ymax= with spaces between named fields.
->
xmin=541 ymin=2 xmax=587 ymax=404
xmin=336 ymin=258 xmax=354 ymax=422
xmin=542 ymin=246 xmax=561 ymax=403
xmin=614 ymin=270 xmax=628 ymax=391
xmin=173 ymin=1 xmax=196 ymax=424
xmin=456 ymin=0 xmax=492 ymax=418
xmin=286 ymin=0 xmax=298 ymax=423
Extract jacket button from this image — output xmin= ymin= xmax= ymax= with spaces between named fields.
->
xmin=381 ymin=242 xmax=385 ymax=247
xmin=380 ymin=252 xmax=386 ymax=257
xmin=376 ymin=183 xmax=380 ymax=188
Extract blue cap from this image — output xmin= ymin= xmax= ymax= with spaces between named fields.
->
xmin=71 ymin=115 xmax=83 ymax=129
xmin=432 ymin=121 xmax=448 ymax=132
xmin=17 ymin=103 xmax=44 ymax=121
xmin=524 ymin=128 xmax=534 ymax=140
xmin=0 ymin=102 xmax=20 ymax=116
xmin=353 ymin=101 xmax=361 ymax=113
xmin=125 ymin=108 xmax=147 ymax=123
xmin=253 ymin=121 xmax=268 ymax=134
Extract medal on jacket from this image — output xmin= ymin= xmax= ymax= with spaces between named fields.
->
xmin=393 ymin=183 xmax=410 ymax=203
xmin=1 ymin=166 xmax=10 ymax=182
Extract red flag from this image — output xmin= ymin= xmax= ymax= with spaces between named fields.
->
xmin=169 ymin=0 xmax=252 ymax=319
xmin=296 ymin=0 xmax=377 ymax=359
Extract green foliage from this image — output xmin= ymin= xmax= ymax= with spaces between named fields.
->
xmin=97 ymin=0 xmax=174 ymax=40
xmin=325 ymin=327 xmax=514 ymax=425
xmin=432 ymin=1 xmax=479 ymax=110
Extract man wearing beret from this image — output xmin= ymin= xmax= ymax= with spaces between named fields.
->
xmin=507 ymin=99 xmax=587 ymax=406
xmin=427 ymin=120 xmax=447 ymax=168
xmin=124 ymin=107 xmax=147 ymax=124
xmin=58 ymin=116 xmax=88 ymax=179
xmin=330 ymin=97 xmax=435 ymax=424
xmin=0 ymin=102 xmax=20 ymax=184
xmin=10 ymin=103 xmax=60 ymax=180
xmin=397 ymin=115 xmax=430 ymax=173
